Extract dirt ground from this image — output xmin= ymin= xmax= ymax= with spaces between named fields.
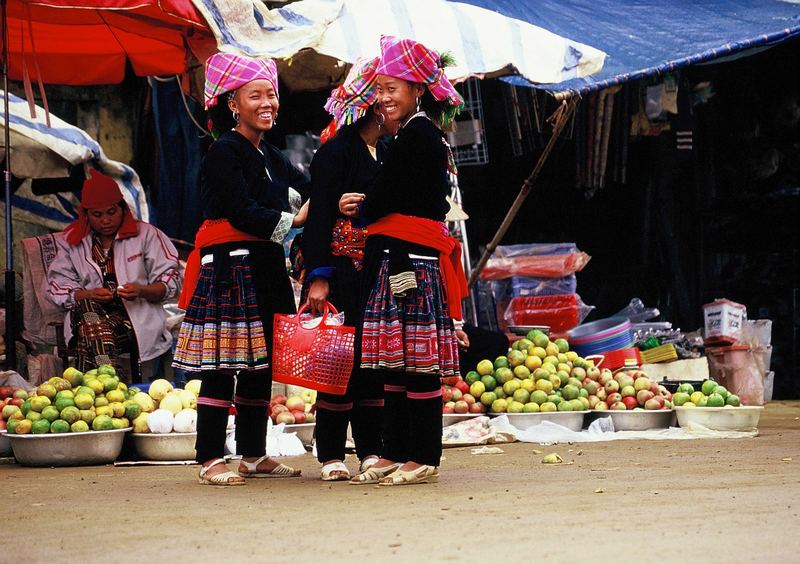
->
xmin=2 ymin=401 xmax=798 ymax=563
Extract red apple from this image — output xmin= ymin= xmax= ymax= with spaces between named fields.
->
xmin=8 ymin=398 xmax=23 ymax=407
xmin=622 ymin=396 xmax=638 ymax=410
xmin=595 ymin=401 xmax=609 ymax=411
xmin=272 ymin=394 xmax=287 ymax=405
xmin=657 ymin=385 xmax=672 ymax=399
xmin=455 ymin=381 xmax=470 ymax=395
xmin=444 ymin=401 xmax=456 ymax=410
xmin=0 ymin=386 xmax=13 ymax=399
xmin=462 ymin=394 xmax=476 ymax=406
xmin=644 ymin=398 xmax=662 ymax=410
xmin=604 ymin=380 xmax=620 ymax=394
xmin=607 ymin=392 xmax=622 ymax=405
xmin=649 ymin=382 xmax=660 ymax=395
xmin=270 ymin=404 xmax=289 ymax=417
xmin=0 ymin=419 xmax=6 ymax=430
xmin=275 ymin=411 xmax=296 ymax=425
xmin=584 ymin=381 xmax=600 ymax=396
xmin=451 ymin=388 xmax=463 ymax=401
xmin=599 ymin=372 xmax=613 ymax=386
xmin=636 ymin=390 xmax=654 ymax=406
xmin=442 ymin=405 xmax=454 ymax=414
xmin=610 ymin=401 xmax=627 ymax=410
xmin=453 ymin=400 xmax=469 ymax=414
xmin=292 ymin=410 xmax=307 ymax=424
xmin=588 ymin=395 xmax=601 ymax=409
xmin=469 ymin=402 xmax=485 ymax=414
xmin=442 ymin=387 xmax=454 ymax=403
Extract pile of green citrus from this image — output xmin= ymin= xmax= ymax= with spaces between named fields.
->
xmin=672 ymin=380 xmax=741 ymax=408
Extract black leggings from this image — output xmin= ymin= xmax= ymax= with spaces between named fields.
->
xmin=194 ymin=368 xmax=271 ymax=463
xmin=380 ymin=370 xmax=442 ymax=467
xmin=315 ymin=367 xmax=383 ymax=463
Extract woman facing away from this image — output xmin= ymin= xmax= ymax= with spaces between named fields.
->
xmin=347 ymin=35 xmax=469 ymax=486
xmin=173 ymin=52 xmax=309 ymax=485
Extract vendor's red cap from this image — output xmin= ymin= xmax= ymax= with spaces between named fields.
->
xmin=81 ymin=170 xmax=122 ymax=209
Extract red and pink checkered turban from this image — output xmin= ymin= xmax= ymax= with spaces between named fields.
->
xmin=203 ymin=52 xmax=279 ymax=109
xmin=324 ymin=56 xmax=380 ymax=129
xmin=375 ymin=35 xmax=464 ymax=108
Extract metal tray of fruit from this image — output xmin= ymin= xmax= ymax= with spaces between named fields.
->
xmin=6 ymin=428 xmax=129 ymax=467
xmin=442 ymin=413 xmax=482 ymax=427
xmin=0 ymin=430 xmax=11 ymax=457
xmin=507 ymin=325 xmax=550 ymax=336
xmin=588 ymin=409 xmax=675 ymax=431
xmin=284 ymin=423 xmax=315 ymax=447
xmin=674 ymin=406 xmax=763 ymax=432
xmin=493 ymin=411 xmax=589 ymax=432
xmin=131 ymin=432 xmax=197 ymax=461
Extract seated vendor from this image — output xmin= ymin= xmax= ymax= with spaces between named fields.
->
xmin=46 ymin=170 xmax=181 ymax=376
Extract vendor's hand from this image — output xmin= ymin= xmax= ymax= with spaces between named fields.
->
xmin=456 ymin=329 xmax=470 ymax=349
xmin=84 ymin=288 xmax=114 ymax=304
xmin=306 ymin=278 xmax=330 ymax=315
xmin=116 ymin=283 xmax=143 ymax=301
xmin=292 ymin=200 xmax=310 ymax=227
xmin=339 ymin=193 xmax=365 ymax=217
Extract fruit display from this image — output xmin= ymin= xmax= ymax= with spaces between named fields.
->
xmin=0 ymin=386 xmax=32 ymax=432
xmin=269 ymin=390 xmax=316 ymax=425
xmin=442 ymin=377 xmax=487 ymax=415
xmin=671 ymin=379 xmax=741 ymax=408
xmin=467 ymin=329 xmax=674 ymax=415
xmin=3 ymin=365 xmax=134 ymax=434
xmin=130 ymin=378 xmax=200 ymax=434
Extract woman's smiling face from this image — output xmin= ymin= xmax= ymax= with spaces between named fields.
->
xmin=375 ymin=75 xmax=424 ymax=124
xmin=229 ymin=78 xmax=279 ymax=134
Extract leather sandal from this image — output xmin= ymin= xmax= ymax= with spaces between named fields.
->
xmin=198 ymin=458 xmax=245 ymax=486
xmin=360 ymin=455 xmax=380 ymax=473
xmin=238 ymin=455 xmax=301 ymax=478
xmin=321 ymin=461 xmax=350 ymax=481
xmin=349 ymin=461 xmax=401 ymax=485
xmin=379 ymin=465 xmax=439 ymax=486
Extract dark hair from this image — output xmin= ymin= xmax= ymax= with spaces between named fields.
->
xmin=207 ymin=100 xmax=236 ymax=139
xmin=419 ymin=86 xmax=454 ymax=132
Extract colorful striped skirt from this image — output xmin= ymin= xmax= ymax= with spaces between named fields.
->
xmin=361 ymin=256 xmax=460 ymax=377
xmin=173 ymin=255 xmax=269 ymax=372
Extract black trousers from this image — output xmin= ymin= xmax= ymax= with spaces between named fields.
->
xmin=315 ymin=367 xmax=383 ymax=463
xmin=194 ymin=368 xmax=271 ymax=463
xmin=380 ymin=369 xmax=442 ymax=467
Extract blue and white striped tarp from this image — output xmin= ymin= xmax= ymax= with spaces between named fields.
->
xmin=1 ymin=90 xmax=148 ymax=229
xmin=192 ymin=0 xmax=606 ymax=86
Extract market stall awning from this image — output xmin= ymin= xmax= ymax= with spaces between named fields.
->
xmin=191 ymin=0 xmax=606 ymax=90
xmin=462 ymin=0 xmax=800 ymax=94
xmin=1 ymin=90 xmax=149 ymax=227
xmin=2 ymin=0 xmax=212 ymax=85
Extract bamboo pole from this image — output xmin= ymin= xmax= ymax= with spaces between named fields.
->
xmin=468 ymin=96 xmax=579 ymax=289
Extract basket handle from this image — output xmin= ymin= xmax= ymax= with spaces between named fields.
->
xmin=585 ymin=354 xmax=605 ymax=368
xmin=291 ymin=301 xmax=341 ymax=352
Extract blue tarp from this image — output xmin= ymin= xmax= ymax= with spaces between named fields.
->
xmin=457 ymin=0 xmax=800 ymax=93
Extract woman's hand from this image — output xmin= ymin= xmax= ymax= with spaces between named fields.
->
xmin=338 ymin=193 xmax=365 ymax=217
xmin=116 ymin=283 xmax=143 ymax=301
xmin=292 ymin=200 xmax=310 ymax=227
xmin=117 ymin=282 xmax=167 ymax=302
xmin=306 ymin=278 xmax=330 ymax=315
xmin=75 ymin=288 xmax=114 ymax=304
xmin=455 ymin=329 xmax=470 ymax=349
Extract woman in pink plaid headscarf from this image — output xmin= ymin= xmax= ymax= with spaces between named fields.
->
xmin=347 ymin=36 xmax=469 ymax=487
xmin=175 ymin=52 xmax=310 ymax=485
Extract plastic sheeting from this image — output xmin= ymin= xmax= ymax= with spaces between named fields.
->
xmin=461 ymin=0 xmax=800 ymax=93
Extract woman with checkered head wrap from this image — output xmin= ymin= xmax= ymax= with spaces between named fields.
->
xmin=173 ymin=52 xmax=310 ymax=485
xmin=348 ymin=36 xmax=469 ymax=487
xmin=300 ymin=57 xmax=398 ymax=481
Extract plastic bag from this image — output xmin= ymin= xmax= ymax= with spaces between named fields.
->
xmin=481 ymin=252 xmax=591 ymax=280
xmin=707 ymin=348 xmax=764 ymax=406
xmin=503 ymin=294 xmax=594 ymax=333
xmin=491 ymin=275 xmax=577 ymax=301
xmin=613 ymin=298 xmax=660 ymax=323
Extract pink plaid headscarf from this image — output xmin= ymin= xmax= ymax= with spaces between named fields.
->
xmin=203 ymin=52 xmax=279 ymax=109
xmin=324 ymin=56 xmax=380 ymax=129
xmin=375 ymin=35 xmax=464 ymax=108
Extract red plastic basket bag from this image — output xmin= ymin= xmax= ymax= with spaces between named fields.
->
xmin=272 ymin=302 xmax=355 ymax=395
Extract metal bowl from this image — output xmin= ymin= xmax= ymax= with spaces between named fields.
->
xmin=6 ymin=428 xmax=129 ymax=467
xmin=0 ymin=430 xmax=12 ymax=457
xmin=285 ymin=423 xmax=315 ymax=446
xmin=674 ymin=406 xmax=763 ymax=431
xmin=589 ymin=409 xmax=675 ymax=431
xmin=495 ymin=411 xmax=589 ymax=432
xmin=131 ymin=432 xmax=197 ymax=461
xmin=442 ymin=413 xmax=482 ymax=427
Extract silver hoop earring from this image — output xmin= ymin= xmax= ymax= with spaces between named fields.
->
xmin=232 ymin=111 xmax=239 ymax=124
xmin=415 ymin=97 xmax=421 ymax=113
xmin=375 ymin=112 xmax=385 ymax=126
